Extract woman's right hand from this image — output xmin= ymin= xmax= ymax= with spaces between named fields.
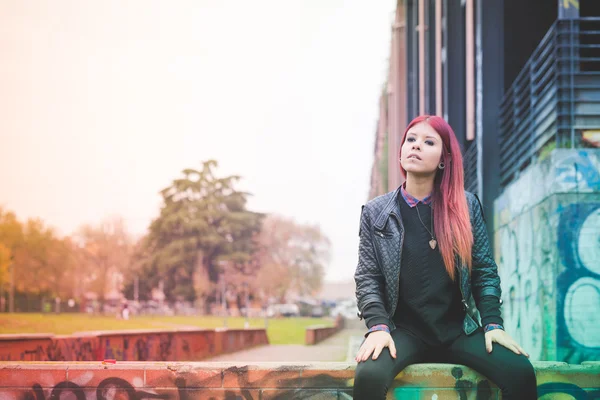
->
xmin=355 ymin=331 xmax=397 ymax=362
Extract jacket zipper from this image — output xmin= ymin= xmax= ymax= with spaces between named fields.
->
xmin=457 ymin=262 xmax=469 ymax=311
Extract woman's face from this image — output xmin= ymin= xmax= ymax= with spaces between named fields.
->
xmin=400 ymin=121 xmax=444 ymax=176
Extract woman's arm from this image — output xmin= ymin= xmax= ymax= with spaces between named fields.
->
xmin=354 ymin=205 xmax=389 ymax=328
xmin=468 ymin=193 xmax=503 ymax=328
xmin=469 ymin=193 xmax=502 ymax=301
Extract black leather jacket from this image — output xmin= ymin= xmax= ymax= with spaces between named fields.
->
xmin=354 ymin=187 xmax=502 ymax=335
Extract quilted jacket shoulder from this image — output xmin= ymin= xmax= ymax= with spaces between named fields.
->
xmin=361 ymin=190 xmax=397 ymax=227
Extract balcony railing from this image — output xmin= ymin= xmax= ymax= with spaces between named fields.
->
xmin=498 ymin=18 xmax=600 ymax=188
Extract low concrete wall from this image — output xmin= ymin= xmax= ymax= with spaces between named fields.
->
xmin=0 ymin=328 xmax=268 ymax=362
xmin=0 ymin=361 xmax=598 ymax=399
xmin=305 ymin=316 xmax=345 ymax=345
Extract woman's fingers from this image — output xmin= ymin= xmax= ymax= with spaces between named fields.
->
xmin=517 ymin=344 xmax=530 ymax=358
xmin=361 ymin=343 xmax=375 ymax=361
xmin=508 ymin=343 xmax=521 ymax=355
xmin=355 ymin=344 xmax=367 ymax=362
xmin=357 ymin=344 xmax=370 ymax=362
xmin=485 ymin=334 xmax=493 ymax=353
xmin=388 ymin=338 xmax=397 ymax=359
xmin=487 ymin=333 xmax=520 ymax=356
xmin=371 ymin=344 xmax=384 ymax=360
xmin=498 ymin=338 xmax=521 ymax=355
xmin=355 ymin=332 xmax=396 ymax=362
xmin=490 ymin=331 xmax=530 ymax=358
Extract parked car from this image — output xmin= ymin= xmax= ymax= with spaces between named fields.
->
xmin=310 ymin=306 xmax=325 ymax=318
xmin=330 ymin=298 xmax=359 ymax=319
xmin=266 ymin=303 xmax=300 ymax=317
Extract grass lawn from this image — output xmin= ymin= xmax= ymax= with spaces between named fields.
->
xmin=0 ymin=313 xmax=334 ymax=345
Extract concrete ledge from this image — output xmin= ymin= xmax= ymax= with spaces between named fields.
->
xmin=0 ymin=334 xmax=54 ymax=341
xmin=0 ymin=361 xmax=598 ymax=399
xmin=305 ymin=316 xmax=345 ymax=345
xmin=0 ymin=328 xmax=269 ymax=362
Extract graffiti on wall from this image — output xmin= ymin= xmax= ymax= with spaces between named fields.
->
xmin=497 ymin=207 xmax=549 ymax=361
xmin=21 ymin=378 xmax=171 ymax=400
xmin=554 ymin=150 xmax=600 ymax=192
xmin=0 ymin=337 xmax=99 ymax=362
xmin=495 ymin=149 xmax=600 ymax=362
xmin=0 ymin=329 xmax=246 ymax=362
xmin=6 ymin=364 xmax=600 ymax=400
xmin=556 ymin=202 xmax=600 ymax=363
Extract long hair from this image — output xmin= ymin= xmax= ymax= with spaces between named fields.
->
xmin=398 ymin=115 xmax=473 ymax=280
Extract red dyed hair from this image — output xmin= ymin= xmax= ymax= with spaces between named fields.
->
xmin=399 ymin=115 xmax=473 ymax=280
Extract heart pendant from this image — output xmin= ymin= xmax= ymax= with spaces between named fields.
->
xmin=429 ymin=239 xmax=437 ymax=249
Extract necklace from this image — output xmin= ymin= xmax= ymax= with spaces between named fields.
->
xmin=415 ymin=204 xmax=437 ymax=249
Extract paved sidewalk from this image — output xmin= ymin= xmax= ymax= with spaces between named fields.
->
xmin=204 ymin=328 xmax=365 ymax=362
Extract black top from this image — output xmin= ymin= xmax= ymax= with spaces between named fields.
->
xmin=361 ymin=196 xmax=504 ymax=340
xmin=392 ymin=198 xmax=464 ymax=345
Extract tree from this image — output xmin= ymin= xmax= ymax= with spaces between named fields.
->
xmin=122 ymin=236 xmax=154 ymax=302
xmin=0 ymin=209 xmax=24 ymax=310
xmin=138 ymin=160 xmax=264 ymax=309
xmin=74 ymin=216 xmax=134 ymax=304
xmin=0 ymin=208 xmax=136 ymax=311
xmin=0 ymin=209 xmax=76 ymax=311
xmin=0 ymin=243 xmax=11 ymax=311
xmin=255 ymin=215 xmax=330 ymax=303
xmin=16 ymin=219 xmax=55 ymax=298
xmin=45 ymin=236 xmax=80 ymax=301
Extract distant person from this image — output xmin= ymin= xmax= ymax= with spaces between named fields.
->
xmin=353 ymin=115 xmax=536 ymax=399
xmin=121 ymin=303 xmax=130 ymax=320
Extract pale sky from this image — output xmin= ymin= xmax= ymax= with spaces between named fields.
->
xmin=0 ymin=1 xmax=395 ymax=283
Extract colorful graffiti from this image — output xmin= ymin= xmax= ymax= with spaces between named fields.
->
xmin=22 ymin=378 xmax=170 ymax=400
xmin=557 ymin=202 xmax=600 ymax=363
xmin=0 ymin=336 xmax=99 ymax=362
xmin=0 ymin=329 xmax=267 ymax=362
xmin=494 ymin=149 xmax=600 ymax=362
xmin=2 ymin=362 xmax=599 ymax=400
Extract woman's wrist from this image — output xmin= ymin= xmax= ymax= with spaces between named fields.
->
xmin=484 ymin=323 xmax=504 ymax=332
xmin=365 ymin=324 xmax=390 ymax=337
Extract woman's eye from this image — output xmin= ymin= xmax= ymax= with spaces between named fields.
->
xmin=425 ymin=140 xmax=434 ymax=146
xmin=407 ymin=137 xmax=415 ymax=142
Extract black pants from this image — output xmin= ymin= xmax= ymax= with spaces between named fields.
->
xmin=353 ymin=328 xmax=537 ymax=399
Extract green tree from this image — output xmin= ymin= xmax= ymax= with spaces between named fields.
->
xmin=137 ymin=160 xmax=263 ymax=309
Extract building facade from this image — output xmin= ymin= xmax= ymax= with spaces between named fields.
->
xmin=368 ymin=0 xmax=600 ymax=362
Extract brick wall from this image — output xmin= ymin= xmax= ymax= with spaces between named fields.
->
xmin=305 ymin=316 xmax=345 ymax=345
xmin=0 ymin=328 xmax=268 ymax=362
xmin=1 ymin=361 xmax=598 ymax=399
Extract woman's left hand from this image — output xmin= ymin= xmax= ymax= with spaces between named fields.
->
xmin=484 ymin=329 xmax=529 ymax=358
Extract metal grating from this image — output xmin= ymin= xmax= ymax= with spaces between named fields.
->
xmin=463 ymin=142 xmax=478 ymax=194
xmin=498 ymin=18 xmax=600 ymax=188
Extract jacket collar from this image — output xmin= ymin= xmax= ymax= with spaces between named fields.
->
xmin=374 ymin=187 xmax=476 ymax=232
xmin=400 ymin=184 xmax=432 ymax=207
xmin=374 ymin=186 xmax=402 ymax=230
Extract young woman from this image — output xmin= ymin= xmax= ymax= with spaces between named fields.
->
xmin=353 ymin=115 xmax=537 ymax=399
